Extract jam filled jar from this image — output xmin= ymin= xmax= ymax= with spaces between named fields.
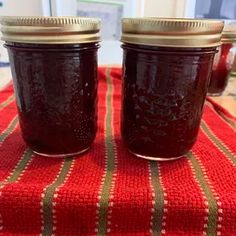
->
xmin=121 ymin=18 xmax=223 ymax=161
xmin=1 ymin=16 xmax=101 ymax=157
xmin=208 ymin=25 xmax=236 ymax=96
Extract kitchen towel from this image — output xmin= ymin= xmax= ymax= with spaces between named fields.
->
xmin=0 ymin=67 xmax=236 ymax=235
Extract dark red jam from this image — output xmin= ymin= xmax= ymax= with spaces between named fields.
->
xmin=5 ymin=42 xmax=99 ymax=156
xmin=121 ymin=43 xmax=216 ymax=159
xmin=208 ymin=43 xmax=234 ymax=95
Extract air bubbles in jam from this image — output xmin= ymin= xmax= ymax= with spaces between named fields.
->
xmin=121 ymin=44 xmax=216 ymax=159
xmin=6 ymin=42 xmax=99 ymax=157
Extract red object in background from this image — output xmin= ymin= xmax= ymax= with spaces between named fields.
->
xmin=5 ymin=42 xmax=99 ymax=157
xmin=208 ymin=43 xmax=234 ymax=96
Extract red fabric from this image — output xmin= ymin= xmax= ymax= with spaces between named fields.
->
xmin=0 ymin=67 xmax=236 ymax=236
xmin=0 ymin=84 xmax=13 ymax=104
xmin=206 ymin=97 xmax=236 ymax=122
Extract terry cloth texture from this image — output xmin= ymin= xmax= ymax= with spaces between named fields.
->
xmin=0 ymin=67 xmax=235 ymax=235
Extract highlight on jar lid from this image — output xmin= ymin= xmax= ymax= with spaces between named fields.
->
xmin=0 ymin=16 xmax=101 ymax=44
xmin=121 ymin=17 xmax=224 ymax=48
xmin=221 ymin=23 xmax=236 ymax=43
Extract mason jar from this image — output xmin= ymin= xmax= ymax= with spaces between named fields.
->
xmin=0 ymin=16 xmax=101 ymax=157
xmin=208 ymin=25 xmax=236 ymax=96
xmin=120 ymin=18 xmax=223 ymax=161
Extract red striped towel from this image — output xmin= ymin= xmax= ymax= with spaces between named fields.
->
xmin=0 ymin=67 xmax=236 ymax=235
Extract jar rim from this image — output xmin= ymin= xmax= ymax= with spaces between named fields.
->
xmin=121 ymin=17 xmax=224 ymax=48
xmin=221 ymin=23 xmax=236 ymax=42
xmin=0 ymin=16 xmax=101 ymax=44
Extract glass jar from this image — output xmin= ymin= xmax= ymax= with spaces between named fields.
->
xmin=0 ymin=16 xmax=101 ymax=157
xmin=208 ymin=26 xmax=236 ymax=96
xmin=121 ymin=18 xmax=223 ymax=161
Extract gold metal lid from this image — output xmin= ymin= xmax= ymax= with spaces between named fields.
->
xmin=121 ymin=18 xmax=224 ymax=48
xmin=222 ymin=24 xmax=236 ymax=43
xmin=0 ymin=16 xmax=101 ymax=44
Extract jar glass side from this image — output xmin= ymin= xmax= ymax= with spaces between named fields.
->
xmin=5 ymin=42 xmax=99 ymax=157
xmin=121 ymin=43 xmax=217 ymax=160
